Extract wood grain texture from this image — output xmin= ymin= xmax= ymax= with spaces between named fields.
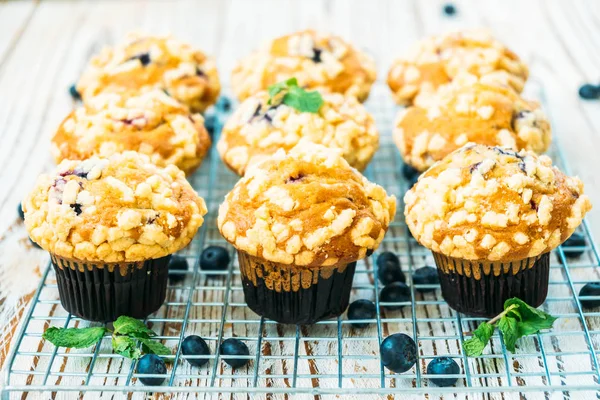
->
xmin=0 ymin=0 xmax=599 ymax=399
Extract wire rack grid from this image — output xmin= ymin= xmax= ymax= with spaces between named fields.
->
xmin=2 ymin=81 xmax=600 ymax=398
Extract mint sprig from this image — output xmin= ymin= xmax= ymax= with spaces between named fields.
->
xmin=267 ymin=78 xmax=324 ymax=113
xmin=463 ymin=298 xmax=557 ymax=357
xmin=42 ymin=316 xmax=170 ymax=360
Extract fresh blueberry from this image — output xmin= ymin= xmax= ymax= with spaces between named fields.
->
xmin=578 ymin=84 xmax=600 ymax=100
xmin=216 ymin=96 xmax=232 ymax=112
xmin=377 ymin=252 xmax=405 ymax=285
xmin=562 ymin=232 xmax=586 ymax=258
xmin=427 ymin=357 xmax=460 ymax=387
xmin=379 ymin=282 xmax=411 ymax=310
xmin=347 ymin=299 xmax=377 ymax=328
xmin=402 ymin=163 xmax=420 ymax=181
xmin=380 ymin=333 xmax=417 ymax=373
xmin=219 ymin=338 xmax=249 ymax=368
xmin=443 ymin=3 xmax=457 ymax=16
xmin=181 ymin=335 xmax=210 ymax=367
xmin=17 ymin=202 xmax=24 ymax=221
xmin=579 ymin=283 xmax=600 ymax=309
xmin=204 ymin=114 xmax=217 ymax=137
xmin=412 ymin=266 xmax=439 ymax=293
xmin=200 ymin=246 xmax=230 ymax=273
xmin=69 ymin=84 xmax=81 ymax=101
xmin=136 ymin=354 xmax=167 ymax=386
xmin=168 ymin=255 xmax=189 ymax=283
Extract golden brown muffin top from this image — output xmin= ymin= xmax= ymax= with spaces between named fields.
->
xmin=404 ymin=144 xmax=591 ymax=261
xmin=394 ymin=82 xmax=551 ymax=171
xmin=217 ymin=89 xmax=379 ymax=175
xmin=76 ymin=33 xmax=221 ymax=112
xmin=231 ymin=30 xmax=376 ymax=102
xmin=387 ymin=30 xmax=528 ymax=105
xmin=52 ymin=90 xmax=210 ymax=175
xmin=218 ymin=142 xmax=396 ymax=267
xmin=24 ymin=152 xmax=207 ymax=262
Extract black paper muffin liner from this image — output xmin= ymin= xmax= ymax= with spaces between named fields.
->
xmin=432 ymin=252 xmax=550 ymax=318
xmin=50 ymin=254 xmax=171 ymax=322
xmin=238 ymin=251 xmax=357 ymax=325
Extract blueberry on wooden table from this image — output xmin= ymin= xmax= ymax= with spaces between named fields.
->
xmin=181 ymin=335 xmax=211 ymax=367
xmin=376 ymin=251 xmax=405 ymax=285
xmin=136 ymin=354 xmax=167 ymax=386
xmin=204 ymin=114 xmax=218 ymax=137
xmin=216 ymin=96 xmax=232 ymax=112
xmin=347 ymin=299 xmax=377 ymax=329
xmin=17 ymin=202 xmax=24 ymax=221
xmin=69 ymin=84 xmax=81 ymax=100
xmin=168 ymin=255 xmax=189 ymax=283
xmin=219 ymin=338 xmax=250 ymax=368
xmin=579 ymin=283 xmax=600 ymax=309
xmin=401 ymin=163 xmax=420 ymax=182
xmin=562 ymin=232 xmax=586 ymax=258
xmin=200 ymin=246 xmax=231 ymax=273
xmin=578 ymin=84 xmax=600 ymax=100
xmin=379 ymin=282 xmax=411 ymax=310
xmin=443 ymin=3 xmax=457 ymax=16
xmin=427 ymin=357 xmax=460 ymax=387
xmin=380 ymin=333 xmax=417 ymax=373
xmin=412 ymin=266 xmax=439 ymax=293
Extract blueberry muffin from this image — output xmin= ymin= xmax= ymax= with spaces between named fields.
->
xmin=231 ymin=30 xmax=376 ymax=102
xmin=52 ymin=90 xmax=211 ymax=175
xmin=404 ymin=144 xmax=591 ymax=317
xmin=23 ymin=152 xmax=207 ymax=321
xmin=387 ymin=30 xmax=529 ymax=105
xmin=394 ymin=82 xmax=551 ymax=172
xmin=76 ymin=33 xmax=220 ymax=113
xmin=217 ymin=89 xmax=378 ymax=176
xmin=217 ymin=141 xmax=396 ymax=324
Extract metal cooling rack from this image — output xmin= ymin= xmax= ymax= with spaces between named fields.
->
xmin=3 ymin=81 xmax=600 ymax=398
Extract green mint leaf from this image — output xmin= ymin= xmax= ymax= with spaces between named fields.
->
xmin=112 ymin=335 xmax=141 ymax=359
xmin=267 ymin=78 xmax=323 ymax=113
xmin=497 ymin=316 xmax=519 ymax=352
xmin=139 ymin=338 xmax=171 ymax=356
xmin=284 ymin=87 xmax=324 ymax=113
xmin=463 ymin=322 xmax=494 ymax=357
xmin=504 ymin=298 xmax=557 ymax=336
xmin=268 ymin=77 xmax=298 ymax=102
xmin=43 ymin=326 xmax=106 ymax=349
xmin=112 ymin=316 xmax=155 ymax=337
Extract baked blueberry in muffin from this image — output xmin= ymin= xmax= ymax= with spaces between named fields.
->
xmin=76 ymin=33 xmax=220 ymax=113
xmin=231 ymin=30 xmax=376 ymax=102
xmin=387 ymin=30 xmax=528 ymax=105
xmin=52 ymin=90 xmax=211 ymax=175
xmin=217 ymin=141 xmax=396 ymax=324
xmin=404 ymin=144 xmax=591 ymax=317
xmin=23 ymin=152 xmax=207 ymax=321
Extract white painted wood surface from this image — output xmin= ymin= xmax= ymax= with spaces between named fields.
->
xmin=1 ymin=0 xmax=600 ymax=398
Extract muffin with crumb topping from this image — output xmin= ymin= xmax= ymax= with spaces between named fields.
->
xmin=231 ymin=30 xmax=376 ymax=102
xmin=52 ymin=90 xmax=211 ymax=175
xmin=387 ymin=30 xmax=528 ymax=105
xmin=218 ymin=89 xmax=378 ymax=175
xmin=24 ymin=152 xmax=207 ymax=321
xmin=404 ymin=144 xmax=591 ymax=316
xmin=76 ymin=33 xmax=220 ymax=113
xmin=217 ymin=141 xmax=396 ymax=324
xmin=394 ymin=82 xmax=551 ymax=172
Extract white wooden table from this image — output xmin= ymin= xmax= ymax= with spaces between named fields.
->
xmin=1 ymin=0 xmax=599 ymax=398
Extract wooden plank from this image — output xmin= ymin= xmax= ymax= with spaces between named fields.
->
xmin=0 ymin=0 xmax=38 ymax=68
